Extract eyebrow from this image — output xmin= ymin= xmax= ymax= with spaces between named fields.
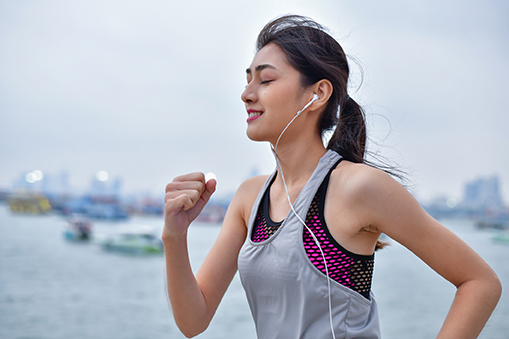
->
xmin=245 ymin=64 xmax=276 ymax=74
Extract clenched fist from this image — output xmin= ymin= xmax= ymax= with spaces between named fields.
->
xmin=163 ymin=172 xmax=216 ymax=238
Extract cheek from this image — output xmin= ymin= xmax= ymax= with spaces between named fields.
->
xmin=263 ymin=91 xmax=288 ymax=112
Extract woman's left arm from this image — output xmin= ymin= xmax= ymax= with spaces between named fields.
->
xmin=355 ymin=167 xmax=501 ymax=339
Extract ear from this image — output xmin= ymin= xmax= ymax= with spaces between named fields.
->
xmin=309 ymin=79 xmax=333 ymax=112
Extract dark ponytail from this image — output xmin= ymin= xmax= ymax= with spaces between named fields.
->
xmin=257 ymin=15 xmax=395 ymax=250
xmin=328 ymin=96 xmax=366 ymax=163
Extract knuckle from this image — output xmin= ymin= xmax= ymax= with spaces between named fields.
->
xmin=172 ymin=175 xmax=185 ymax=183
xmin=164 ymin=192 xmax=174 ymax=203
xmin=186 ymin=190 xmax=199 ymax=203
xmin=165 ymin=183 xmax=174 ymax=192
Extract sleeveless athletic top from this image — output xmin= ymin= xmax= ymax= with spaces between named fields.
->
xmin=250 ymin=158 xmax=375 ymax=300
xmin=238 ymin=150 xmax=381 ymax=339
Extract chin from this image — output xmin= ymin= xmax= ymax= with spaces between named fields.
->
xmin=246 ymin=129 xmax=270 ymax=143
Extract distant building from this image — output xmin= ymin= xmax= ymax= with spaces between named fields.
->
xmin=423 ymin=175 xmax=506 ymax=220
xmin=41 ymin=171 xmax=71 ymax=195
xmin=89 ymin=175 xmax=123 ymax=196
xmin=0 ymin=189 xmax=11 ymax=202
xmin=462 ymin=175 xmax=505 ymax=209
xmin=423 ymin=195 xmax=466 ymax=220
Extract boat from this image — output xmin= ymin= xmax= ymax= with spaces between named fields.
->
xmin=492 ymin=232 xmax=509 ymax=244
xmin=61 ymin=195 xmax=128 ymax=220
xmin=476 ymin=216 xmax=509 ymax=230
xmin=63 ymin=216 xmax=93 ymax=241
xmin=98 ymin=225 xmax=163 ymax=254
xmin=8 ymin=194 xmax=52 ymax=214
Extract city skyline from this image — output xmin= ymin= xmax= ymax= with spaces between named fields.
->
xmin=4 ymin=168 xmax=507 ymax=208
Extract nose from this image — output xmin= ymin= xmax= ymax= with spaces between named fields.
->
xmin=241 ymin=83 xmax=257 ymax=104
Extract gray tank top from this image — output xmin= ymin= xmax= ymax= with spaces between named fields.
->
xmin=238 ymin=150 xmax=381 ymax=339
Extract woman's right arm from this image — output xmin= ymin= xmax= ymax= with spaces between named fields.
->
xmin=162 ymin=172 xmax=261 ymax=337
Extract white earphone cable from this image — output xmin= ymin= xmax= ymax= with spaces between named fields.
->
xmin=270 ymin=97 xmax=336 ymax=339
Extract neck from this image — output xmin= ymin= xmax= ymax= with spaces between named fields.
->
xmin=271 ymin=133 xmax=326 ymax=189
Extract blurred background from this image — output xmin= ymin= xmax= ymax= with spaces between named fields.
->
xmin=1 ymin=1 xmax=508 ymax=338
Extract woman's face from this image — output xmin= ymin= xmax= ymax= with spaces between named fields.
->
xmin=241 ymin=43 xmax=312 ymax=143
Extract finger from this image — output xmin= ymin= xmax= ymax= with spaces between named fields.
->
xmin=176 ymin=194 xmax=196 ymax=212
xmin=200 ymin=179 xmax=217 ymax=205
xmin=164 ymin=193 xmax=187 ymax=214
xmin=165 ymin=189 xmax=201 ymax=205
xmin=172 ymin=172 xmax=206 ymax=184
xmin=166 ymin=181 xmax=204 ymax=194
xmin=165 ymin=193 xmax=196 ymax=214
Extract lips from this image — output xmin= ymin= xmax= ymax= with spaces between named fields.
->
xmin=247 ymin=109 xmax=263 ymax=122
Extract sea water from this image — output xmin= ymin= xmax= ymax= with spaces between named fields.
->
xmin=0 ymin=205 xmax=507 ymax=338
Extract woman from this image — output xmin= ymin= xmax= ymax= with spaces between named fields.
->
xmin=163 ymin=15 xmax=501 ymax=339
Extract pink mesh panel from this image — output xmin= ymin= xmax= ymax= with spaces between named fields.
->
xmin=303 ymin=194 xmax=374 ymax=297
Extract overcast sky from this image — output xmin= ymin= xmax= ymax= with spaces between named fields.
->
xmin=1 ymin=0 xmax=508 ymax=203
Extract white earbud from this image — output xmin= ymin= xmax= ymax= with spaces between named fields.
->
xmin=296 ymin=94 xmax=319 ymax=116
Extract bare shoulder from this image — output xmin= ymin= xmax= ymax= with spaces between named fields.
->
xmin=328 ymin=161 xmax=415 ymax=232
xmin=235 ymin=174 xmax=270 ymax=203
xmin=238 ymin=174 xmax=270 ymax=193
xmin=226 ymin=174 xmax=270 ymax=227
xmin=330 ymin=161 xmax=401 ymax=200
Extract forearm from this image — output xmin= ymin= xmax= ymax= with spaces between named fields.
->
xmin=437 ymin=276 xmax=501 ymax=339
xmin=163 ymin=229 xmax=211 ymax=337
